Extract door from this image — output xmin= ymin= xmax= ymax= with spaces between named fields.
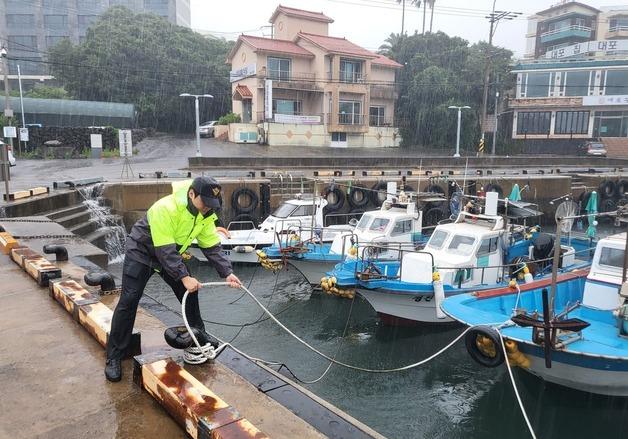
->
xmin=473 ymin=236 xmax=502 ymax=285
xmin=242 ymin=100 xmax=252 ymax=123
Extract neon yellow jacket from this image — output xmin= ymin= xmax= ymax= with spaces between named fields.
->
xmin=125 ymin=180 xmax=231 ymax=281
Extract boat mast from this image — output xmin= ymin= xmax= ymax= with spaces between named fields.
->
xmin=549 ymin=217 xmax=563 ymax=317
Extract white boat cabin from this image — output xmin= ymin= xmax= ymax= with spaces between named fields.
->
xmin=584 ymin=232 xmax=626 ymax=310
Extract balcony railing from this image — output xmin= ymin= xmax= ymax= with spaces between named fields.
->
xmin=540 ymin=25 xmax=592 ymax=38
xmin=266 ymin=71 xmax=316 ymax=81
xmin=339 ymin=70 xmax=366 ymax=84
xmin=369 ymin=115 xmax=395 ymax=127
xmin=608 ymin=25 xmax=628 ymax=33
xmin=338 ymin=113 xmax=365 ymax=125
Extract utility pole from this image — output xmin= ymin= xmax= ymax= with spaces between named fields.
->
xmin=480 ymin=2 xmax=521 ymax=146
xmin=401 ymin=0 xmax=406 ymax=35
xmin=1 ymin=46 xmax=12 ymax=199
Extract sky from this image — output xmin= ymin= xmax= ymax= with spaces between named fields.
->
xmin=190 ymin=0 xmax=626 ymax=57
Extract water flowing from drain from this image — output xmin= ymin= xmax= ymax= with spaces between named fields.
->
xmin=79 ymin=184 xmax=126 ymax=264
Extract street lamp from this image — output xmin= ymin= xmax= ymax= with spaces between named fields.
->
xmin=448 ymin=105 xmax=471 ymax=158
xmin=180 ymin=93 xmax=213 ymax=157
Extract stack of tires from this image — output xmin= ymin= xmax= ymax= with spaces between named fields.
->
xmin=423 ymin=184 xmax=448 ymax=227
xmin=230 ymin=187 xmax=259 ymax=230
xmin=580 ymin=179 xmax=628 ymax=224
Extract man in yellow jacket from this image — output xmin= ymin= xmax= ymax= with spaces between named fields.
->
xmin=105 ymin=176 xmax=241 ymax=382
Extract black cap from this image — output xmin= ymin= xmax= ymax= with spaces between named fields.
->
xmin=190 ymin=176 xmax=222 ymax=209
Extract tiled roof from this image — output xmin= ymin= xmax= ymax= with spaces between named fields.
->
xmin=371 ymin=53 xmax=403 ymax=69
xmin=240 ymin=34 xmax=315 ymax=57
xmin=234 ymin=84 xmax=253 ymax=99
xmin=269 ymin=5 xmax=334 ymax=23
xmin=297 ymin=32 xmax=376 ymax=59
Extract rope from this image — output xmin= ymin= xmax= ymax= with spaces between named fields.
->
xmin=498 ymin=331 xmax=537 ymax=439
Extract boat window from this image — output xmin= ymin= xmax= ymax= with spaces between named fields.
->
xmin=427 ymin=230 xmax=448 ymax=249
xmin=391 ymin=219 xmax=413 ymax=236
xmin=447 ymin=235 xmax=476 ymax=255
xmin=369 ymin=218 xmax=390 ymax=232
xmin=291 ymin=204 xmax=314 ymax=217
xmin=477 ymin=237 xmax=499 ymax=256
xmin=599 ymin=247 xmax=625 ymax=268
xmin=272 ymin=203 xmax=297 ymax=218
xmin=356 ymin=214 xmax=373 ymax=231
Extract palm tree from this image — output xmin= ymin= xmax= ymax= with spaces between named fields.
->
xmin=378 ymin=33 xmax=404 ymax=58
xmin=395 ymin=0 xmax=406 ymax=35
xmin=421 ymin=0 xmax=427 ymax=35
xmin=428 ymin=0 xmax=436 ymax=33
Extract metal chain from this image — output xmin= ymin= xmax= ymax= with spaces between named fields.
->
xmin=12 ymin=234 xmax=76 ymax=239
xmin=0 ymin=218 xmax=54 ymax=223
xmin=99 ymin=287 xmax=122 ymax=296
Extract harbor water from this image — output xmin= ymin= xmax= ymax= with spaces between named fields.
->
xmin=108 ymin=259 xmax=628 ymax=439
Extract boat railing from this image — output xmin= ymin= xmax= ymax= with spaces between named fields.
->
xmin=226 ymin=221 xmax=257 ymax=231
xmin=354 ymin=242 xmax=598 ymax=288
xmin=277 ymin=224 xmax=354 ymax=252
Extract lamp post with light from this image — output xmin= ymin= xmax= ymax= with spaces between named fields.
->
xmin=448 ymin=105 xmax=471 ymax=158
xmin=179 ymin=93 xmax=213 ymax=157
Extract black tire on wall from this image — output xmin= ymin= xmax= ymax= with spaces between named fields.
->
xmin=598 ymin=180 xmax=617 ymax=199
xmin=231 ymin=187 xmax=259 ymax=214
xmin=484 ymin=183 xmax=504 ymax=198
xmin=424 ymin=207 xmax=447 ymax=227
xmin=347 ymin=187 xmax=370 ymax=209
xmin=370 ymin=181 xmax=388 ymax=206
xmin=324 ymin=186 xmax=345 ymax=212
xmin=617 ymin=179 xmax=628 ymax=199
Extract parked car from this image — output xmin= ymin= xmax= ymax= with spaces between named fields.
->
xmin=199 ymin=120 xmax=217 ymax=138
xmin=586 ymin=141 xmax=607 ymax=157
xmin=1 ymin=141 xmax=16 ymax=166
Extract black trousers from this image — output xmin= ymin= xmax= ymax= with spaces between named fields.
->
xmin=106 ymin=257 xmax=205 ymax=361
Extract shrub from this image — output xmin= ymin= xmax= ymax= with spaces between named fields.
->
xmin=217 ymin=112 xmax=241 ymax=125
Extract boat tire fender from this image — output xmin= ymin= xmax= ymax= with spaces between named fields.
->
xmin=370 ymin=181 xmax=388 ymax=206
xmin=231 ymin=187 xmax=259 ymax=214
xmin=484 ymin=184 xmax=504 ymax=198
xmin=465 ymin=325 xmax=505 ymax=368
xmin=598 ymin=180 xmax=616 ymax=199
xmin=324 ymin=186 xmax=345 ymax=212
xmin=347 ymin=187 xmax=370 ymax=209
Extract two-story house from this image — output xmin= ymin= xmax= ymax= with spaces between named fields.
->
xmin=226 ymin=5 xmax=402 ymax=147
xmin=511 ymin=1 xmax=628 ymax=152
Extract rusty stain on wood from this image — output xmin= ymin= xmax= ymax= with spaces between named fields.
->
xmin=0 ymin=232 xmax=18 ymax=255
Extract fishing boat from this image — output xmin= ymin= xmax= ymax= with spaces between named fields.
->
xmin=441 ymin=227 xmax=628 ymax=396
xmin=259 ymin=187 xmax=437 ymax=284
xmin=189 ymin=194 xmax=350 ymax=263
xmin=326 ymin=192 xmax=596 ymax=324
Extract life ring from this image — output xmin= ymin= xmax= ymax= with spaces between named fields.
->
xmin=370 ymin=181 xmax=388 ymax=206
xmin=347 ymin=187 xmax=370 ymax=209
xmin=598 ymin=180 xmax=616 ymax=199
xmin=617 ymin=179 xmax=628 ymax=199
xmin=464 ymin=326 xmax=505 ymax=368
xmin=484 ymin=183 xmax=503 ymax=198
xmin=425 ymin=184 xmax=445 ymax=194
xmin=324 ymin=186 xmax=345 ymax=212
xmin=424 ymin=206 xmax=447 ymax=227
xmin=231 ymin=187 xmax=259 ymax=214
xmin=230 ymin=213 xmax=258 ymax=230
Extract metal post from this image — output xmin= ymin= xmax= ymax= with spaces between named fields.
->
xmin=622 ymin=227 xmax=628 ymax=284
xmin=2 ymin=143 xmax=9 ymax=200
xmin=194 ymin=96 xmax=201 ymax=157
xmin=455 ymin=108 xmax=461 ymax=158
xmin=492 ymin=90 xmax=499 ymax=156
xmin=17 ymin=64 xmax=25 ymax=156
xmin=2 ymin=50 xmax=12 ymax=198
xmin=549 ymin=218 xmax=563 ymax=317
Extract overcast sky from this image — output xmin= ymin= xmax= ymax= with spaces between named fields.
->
xmin=190 ymin=0 xmax=623 ymax=57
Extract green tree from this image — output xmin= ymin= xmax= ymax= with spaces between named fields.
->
xmin=25 ymin=85 xmax=71 ymax=99
xmin=48 ymin=6 xmax=233 ymax=131
xmin=383 ymin=31 xmax=513 ymax=150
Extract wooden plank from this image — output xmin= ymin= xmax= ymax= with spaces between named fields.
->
xmin=23 ymin=255 xmax=62 ymax=286
xmin=76 ymin=301 xmax=141 ymax=356
xmin=30 ymin=186 xmax=49 ymax=196
xmin=3 ymin=190 xmax=31 ymax=201
xmin=0 ymin=232 xmax=18 ymax=255
xmin=50 ymin=279 xmax=100 ymax=319
xmin=140 ymin=359 xmax=245 ymax=439
xmin=10 ymin=246 xmax=40 ymax=268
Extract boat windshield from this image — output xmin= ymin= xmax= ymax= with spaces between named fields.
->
xmin=447 ymin=234 xmax=476 ymax=256
xmin=356 ymin=214 xmax=373 ymax=231
xmin=272 ymin=203 xmax=298 ymax=219
xmin=599 ymin=247 xmax=625 ymax=269
xmin=369 ymin=218 xmax=390 ymax=232
xmin=427 ymin=229 xmax=449 ymax=249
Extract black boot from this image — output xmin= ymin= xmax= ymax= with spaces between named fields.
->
xmin=105 ymin=358 xmax=122 ymax=382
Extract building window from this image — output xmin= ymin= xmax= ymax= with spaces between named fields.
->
xmin=340 ymin=59 xmax=363 ymax=83
xmin=339 ymin=100 xmax=362 ymax=124
xmin=609 ymin=16 xmax=628 ymax=32
xmin=592 ymin=111 xmax=628 ymax=137
xmin=44 ymin=15 xmax=69 ymax=30
xmin=555 ymin=111 xmax=589 ymax=134
xmin=331 ymin=132 xmax=347 ymax=142
xmin=7 ymin=36 xmax=38 ymax=53
xmin=268 ymin=57 xmax=291 ymax=81
xmin=6 ymin=14 xmax=35 ymax=27
xmin=523 ymin=72 xmax=551 ymax=98
xmin=516 ymin=111 xmax=551 ymax=135
xmin=369 ymin=106 xmax=385 ymax=126
xmin=272 ymin=99 xmax=301 ymax=115
xmin=604 ymin=70 xmax=628 ymax=96
xmin=78 ymin=15 xmax=99 ymax=30
xmin=43 ymin=0 xmax=68 ymax=8
xmin=46 ymin=36 xmax=70 ymax=48
xmin=564 ymin=71 xmax=591 ymax=97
